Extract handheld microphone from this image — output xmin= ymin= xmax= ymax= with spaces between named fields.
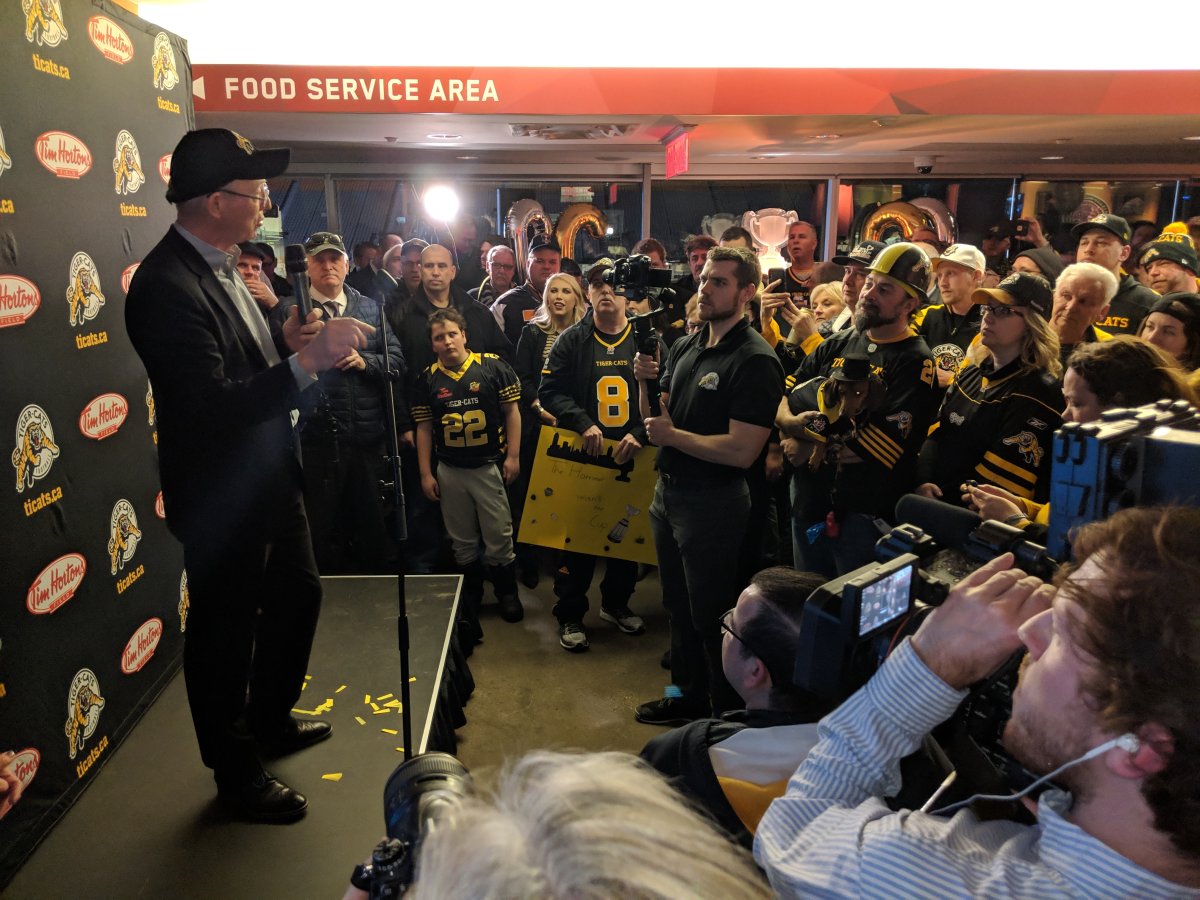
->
xmin=285 ymin=244 xmax=312 ymax=318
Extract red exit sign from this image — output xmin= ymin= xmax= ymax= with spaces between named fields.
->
xmin=665 ymin=133 xmax=689 ymax=178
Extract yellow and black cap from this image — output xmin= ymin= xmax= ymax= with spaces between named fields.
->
xmin=1139 ymin=233 xmax=1199 ymax=274
xmin=867 ymin=242 xmax=931 ymax=301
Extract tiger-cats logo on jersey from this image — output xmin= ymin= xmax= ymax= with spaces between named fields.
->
xmin=113 ymin=130 xmax=145 ymax=195
xmin=12 ymin=404 xmax=60 ymax=493
xmin=66 ymin=252 xmax=105 ymax=326
xmin=179 ymin=569 xmax=190 ymax=632
xmin=885 ymin=410 xmax=913 ymax=439
xmin=0 ymin=124 xmax=12 ymax=179
xmin=24 ymin=0 xmax=68 ymax=47
xmin=151 ymin=33 xmax=179 ymax=90
xmin=1003 ymin=431 xmax=1043 ymax=467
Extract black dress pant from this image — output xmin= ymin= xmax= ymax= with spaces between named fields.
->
xmin=181 ymin=492 xmax=322 ymax=783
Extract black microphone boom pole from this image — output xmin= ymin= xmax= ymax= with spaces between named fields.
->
xmin=285 ymin=243 xmax=313 ymax=318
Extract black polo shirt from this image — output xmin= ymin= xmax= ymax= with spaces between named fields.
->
xmin=658 ymin=317 xmax=784 ymax=483
xmin=1100 ymin=274 xmax=1156 ymax=335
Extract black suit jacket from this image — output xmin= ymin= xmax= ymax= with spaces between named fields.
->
xmin=125 ymin=226 xmax=305 ymax=544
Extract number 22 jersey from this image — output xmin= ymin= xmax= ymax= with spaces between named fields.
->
xmin=411 ymin=352 xmax=521 ymax=468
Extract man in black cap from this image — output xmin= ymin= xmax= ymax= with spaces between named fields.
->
xmin=255 ymin=241 xmax=292 ymax=298
xmin=234 ymin=240 xmax=279 ymax=320
xmin=492 ymin=236 xmax=562 ymax=348
xmin=1071 ymin=214 xmax=1156 ymax=335
xmin=1141 ymin=233 xmax=1200 ymax=296
xmin=125 ymin=128 xmax=374 ymax=823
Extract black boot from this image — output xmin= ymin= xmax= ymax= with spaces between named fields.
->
xmin=458 ymin=560 xmax=485 ymax=650
xmin=489 ymin=561 xmax=524 ymax=623
xmin=516 ymin=543 xmax=540 ymax=589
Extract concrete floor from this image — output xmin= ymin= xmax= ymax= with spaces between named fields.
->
xmin=6 ymin=562 xmax=673 ymax=898
xmin=456 ymin=560 xmax=671 ymax=776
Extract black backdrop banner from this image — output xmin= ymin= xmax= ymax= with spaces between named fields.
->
xmin=0 ymin=0 xmax=193 ymax=886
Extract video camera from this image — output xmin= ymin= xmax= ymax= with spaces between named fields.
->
xmin=602 ymin=253 xmax=673 ymax=300
xmin=790 ymin=400 xmax=1200 ymax=805
xmin=351 ymin=752 xmax=473 ymax=899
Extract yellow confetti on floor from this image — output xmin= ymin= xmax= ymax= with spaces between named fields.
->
xmin=377 ymin=693 xmax=394 ymax=701
xmin=335 ymin=685 xmax=347 ymax=693
xmin=305 ymin=675 xmax=312 ymax=680
xmin=385 ymin=701 xmax=402 ymax=710
xmin=373 ymin=709 xmax=391 ymax=715
xmin=291 ymin=707 xmax=322 ymax=715
xmin=395 ymin=747 xmax=405 ymax=753
xmin=354 ymin=716 xmax=366 ymax=726
xmin=380 ymin=728 xmax=398 ymax=735
xmin=364 ymin=694 xmax=371 ymax=705
xmin=300 ymin=682 xmax=307 ymax=690
xmin=321 ymin=773 xmax=342 ymax=782
xmin=409 ymin=676 xmax=416 ymax=682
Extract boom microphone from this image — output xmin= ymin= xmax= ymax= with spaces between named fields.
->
xmin=894 ymin=493 xmax=981 ymax=553
xmin=284 ymin=243 xmax=312 ymax=318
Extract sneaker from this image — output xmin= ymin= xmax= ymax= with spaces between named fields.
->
xmin=600 ymin=606 xmax=645 ymax=636
xmin=558 ymin=621 xmax=589 ymax=653
xmin=634 ymin=695 xmax=708 ymax=726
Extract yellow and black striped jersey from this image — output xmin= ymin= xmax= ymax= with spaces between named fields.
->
xmin=919 ymin=359 xmax=1064 ymax=502
xmin=412 ymin=352 xmax=520 ymax=468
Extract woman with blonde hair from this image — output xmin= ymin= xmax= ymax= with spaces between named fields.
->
xmin=809 ymin=282 xmax=845 ymax=337
xmin=916 ymin=273 xmax=1065 ymax=505
xmin=510 ymin=273 xmax=587 ymax=586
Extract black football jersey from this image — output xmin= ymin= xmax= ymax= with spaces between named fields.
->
xmin=412 ymin=353 xmax=520 ymax=467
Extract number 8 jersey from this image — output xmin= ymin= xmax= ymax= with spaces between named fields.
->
xmin=412 ymin=352 xmax=521 ymax=468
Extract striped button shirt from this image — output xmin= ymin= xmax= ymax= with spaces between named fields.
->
xmin=754 ymin=640 xmax=1198 ymax=898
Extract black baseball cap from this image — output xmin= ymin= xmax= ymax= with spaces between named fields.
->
xmin=832 ymin=240 xmax=885 ymax=268
xmin=831 ymin=353 xmax=873 ymax=382
xmin=165 ymin=128 xmax=289 ymax=204
xmin=586 ymin=258 xmax=614 ymax=285
xmin=973 ymin=271 xmax=1053 ymax=319
xmin=1071 ymin=214 xmax=1132 ymax=245
xmin=528 ymin=235 xmax=562 ymax=256
xmin=236 ymin=241 xmax=266 ymax=261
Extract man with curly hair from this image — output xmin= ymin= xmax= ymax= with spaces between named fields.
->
xmin=757 ymin=505 xmax=1200 ymax=896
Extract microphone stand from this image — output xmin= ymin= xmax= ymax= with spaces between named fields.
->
xmin=374 ymin=294 xmax=413 ymax=761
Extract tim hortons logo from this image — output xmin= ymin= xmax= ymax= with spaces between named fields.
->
xmin=79 ymin=393 xmax=128 ymax=440
xmin=121 ymin=618 xmax=163 ymax=674
xmin=0 ymin=275 xmax=41 ymax=328
xmin=12 ymin=403 xmax=60 ymax=492
xmin=35 ymin=131 xmax=92 ymax=179
xmin=12 ymin=748 xmax=41 ymax=790
xmin=121 ymin=262 xmax=139 ymax=293
xmin=64 ymin=669 xmax=105 ymax=760
xmin=27 ymin=552 xmax=87 ymax=614
xmin=87 ymin=16 xmax=133 ymax=63
xmin=155 ymin=490 xmax=165 ymax=518
xmin=158 ymin=154 xmax=170 ymax=183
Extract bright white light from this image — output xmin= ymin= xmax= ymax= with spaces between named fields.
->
xmin=424 ymin=185 xmax=459 ymax=223
xmin=605 ymin=227 xmax=614 ymax=236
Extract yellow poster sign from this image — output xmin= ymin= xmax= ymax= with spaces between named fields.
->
xmin=519 ymin=426 xmax=658 ymax=565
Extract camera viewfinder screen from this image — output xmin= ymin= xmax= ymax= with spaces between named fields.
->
xmin=857 ymin=564 xmax=913 ymax=636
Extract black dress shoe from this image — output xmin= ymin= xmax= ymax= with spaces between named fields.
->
xmin=257 ymin=718 xmax=332 ymax=757
xmin=217 ymin=772 xmax=308 ymax=823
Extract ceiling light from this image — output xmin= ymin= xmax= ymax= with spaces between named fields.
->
xmin=1041 ymin=155 xmax=1064 ymax=160
xmin=456 ymin=155 xmax=477 ymax=160
xmin=426 ymin=133 xmax=462 ymax=140
xmin=808 ymin=133 xmax=841 ymax=140
xmin=1184 ymin=136 xmax=1200 ymax=141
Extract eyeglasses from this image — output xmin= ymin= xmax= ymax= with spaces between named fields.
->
xmin=981 ymin=303 xmax=1024 ymax=319
xmin=215 ymin=185 xmax=270 ymax=205
xmin=719 ymin=608 xmax=781 ymax=682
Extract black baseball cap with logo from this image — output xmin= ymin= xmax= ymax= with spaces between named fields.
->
xmin=973 ymin=271 xmax=1053 ymax=319
xmin=1071 ymin=214 xmax=1132 ymax=245
xmin=832 ymin=240 xmax=886 ymax=268
xmin=165 ymin=128 xmax=289 ymax=204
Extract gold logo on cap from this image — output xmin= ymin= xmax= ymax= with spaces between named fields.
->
xmin=231 ymin=131 xmax=254 ymax=155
